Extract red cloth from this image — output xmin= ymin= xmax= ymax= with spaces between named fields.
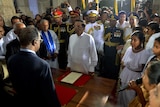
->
xmin=57 ymin=71 xmax=91 ymax=86
xmin=55 ymin=84 xmax=77 ymax=106
xmin=74 ymin=74 xmax=91 ymax=86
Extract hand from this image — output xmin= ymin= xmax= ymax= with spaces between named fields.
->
xmin=116 ymin=45 xmax=124 ymax=50
xmin=88 ymin=72 xmax=94 ymax=76
xmin=128 ymin=80 xmax=141 ymax=91
xmin=53 ymin=53 xmax=58 ymax=59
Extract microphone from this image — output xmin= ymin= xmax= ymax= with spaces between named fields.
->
xmin=118 ymin=78 xmax=142 ymax=92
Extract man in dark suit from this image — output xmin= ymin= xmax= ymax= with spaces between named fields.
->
xmin=7 ymin=27 xmax=61 ymax=107
xmin=5 ymin=22 xmax=26 ymax=61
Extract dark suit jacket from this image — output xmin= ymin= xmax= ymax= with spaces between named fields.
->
xmin=7 ymin=51 xmax=61 ymax=107
xmin=5 ymin=38 xmax=20 ymax=61
xmin=39 ymin=41 xmax=48 ymax=59
xmin=5 ymin=39 xmax=41 ymax=61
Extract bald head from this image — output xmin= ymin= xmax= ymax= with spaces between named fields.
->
xmin=13 ymin=22 xmax=26 ymax=36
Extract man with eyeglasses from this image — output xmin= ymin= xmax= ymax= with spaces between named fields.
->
xmin=5 ymin=22 xmax=26 ymax=61
xmin=7 ymin=27 xmax=61 ymax=107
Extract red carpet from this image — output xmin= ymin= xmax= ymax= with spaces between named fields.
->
xmin=57 ymin=71 xmax=91 ymax=87
xmin=55 ymin=84 xmax=77 ymax=106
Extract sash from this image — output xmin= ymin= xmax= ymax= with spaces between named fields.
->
xmin=41 ymin=31 xmax=55 ymax=55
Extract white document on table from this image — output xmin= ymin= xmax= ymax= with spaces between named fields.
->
xmin=61 ymin=72 xmax=83 ymax=84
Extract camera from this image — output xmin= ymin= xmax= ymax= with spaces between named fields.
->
xmin=90 ymin=2 xmax=97 ymax=10
xmin=61 ymin=3 xmax=67 ymax=8
xmin=135 ymin=78 xmax=142 ymax=85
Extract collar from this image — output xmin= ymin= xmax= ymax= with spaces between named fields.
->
xmin=20 ymin=48 xmax=36 ymax=54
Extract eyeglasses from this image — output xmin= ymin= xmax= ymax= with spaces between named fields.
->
xmin=36 ymin=39 xmax=43 ymax=43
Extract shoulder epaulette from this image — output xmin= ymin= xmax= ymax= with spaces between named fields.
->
xmin=97 ymin=20 xmax=103 ymax=24
xmin=66 ymin=22 xmax=73 ymax=25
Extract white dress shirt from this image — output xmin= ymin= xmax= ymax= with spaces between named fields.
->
xmin=145 ymin=32 xmax=160 ymax=56
xmin=0 ymin=37 xmax=6 ymax=56
xmin=85 ymin=21 xmax=104 ymax=53
xmin=67 ymin=32 xmax=98 ymax=74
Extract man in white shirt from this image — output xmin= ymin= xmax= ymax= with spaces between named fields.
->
xmin=0 ymin=26 xmax=5 ymax=57
xmin=5 ymin=16 xmax=21 ymax=45
xmin=116 ymin=11 xmax=130 ymax=30
xmin=67 ymin=19 xmax=98 ymax=75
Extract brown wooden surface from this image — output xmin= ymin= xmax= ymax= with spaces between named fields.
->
xmin=52 ymin=69 xmax=116 ymax=107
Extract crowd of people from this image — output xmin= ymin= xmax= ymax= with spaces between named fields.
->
xmin=0 ymin=0 xmax=160 ymax=107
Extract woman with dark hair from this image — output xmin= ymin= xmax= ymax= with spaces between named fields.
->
xmin=138 ymin=18 xmax=149 ymax=44
xmin=149 ymin=81 xmax=160 ymax=107
xmin=145 ymin=21 xmax=160 ymax=56
xmin=118 ymin=31 xmax=149 ymax=107
xmin=128 ymin=61 xmax=160 ymax=107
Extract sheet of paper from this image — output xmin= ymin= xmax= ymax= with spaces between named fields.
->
xmin=61 ymin=72 xmax=83 ymax=84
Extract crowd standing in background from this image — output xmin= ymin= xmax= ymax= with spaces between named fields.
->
xmin=0 ymin=0 xmax=160 ymax=107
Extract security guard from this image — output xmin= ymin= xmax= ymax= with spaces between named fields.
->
xmin=99 ymin=10 xmax=110 ymax=29
xmin=85 ymin=10 xmax=104 ymax=53
xmin=69 ymin=10 xmax=80 ymax=24
xmin=50 ymin=9 xmax=70 ymax=70
xmin=101 ymin=14 xmax=124 ymax=80
xmin=66 ymin=10 xmax=81 ymax=35
xmin=85 ymin=10 xmax=104 ymax=73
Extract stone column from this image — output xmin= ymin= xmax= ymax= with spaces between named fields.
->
xmin=0 ymin=0 xmax=17 ymax=26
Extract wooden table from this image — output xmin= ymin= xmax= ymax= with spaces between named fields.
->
xmin=52 ymin=69 xmax=116 ymax=107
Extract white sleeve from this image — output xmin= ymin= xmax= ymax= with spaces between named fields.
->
xmin=67 ymin=6 xmax=73 ymax=12
xmin=89 ymin=36 xmax=98 ymax=72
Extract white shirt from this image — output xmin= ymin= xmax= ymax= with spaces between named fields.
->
xmin=67 ymin=32 xmax=98 ymax=74
xmin=120 ymin=47 xmax=149 ymax=83
xmin=85 ymin=21 xmax=104 ymax=53
xmin=145 ymin=32 xmax=160 ymax=49
xmin=116 ymin=20 xmax=130 ymax=30
xmin=0 ymin=37 xmax=6 ymax=56
xmin=5 ymin=29 xmax=18 ymax=45
xmin=145 ymin=32 xmax=160 ymax=56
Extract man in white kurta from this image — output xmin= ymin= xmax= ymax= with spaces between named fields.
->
xmin=67 ymin=20 xmax=98 ymax=75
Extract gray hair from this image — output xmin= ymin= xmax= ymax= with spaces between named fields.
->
xmin=40 ymin=19 xmax=49 ymax=25
xmin=19 ymin=27 xmax=40 ymax=46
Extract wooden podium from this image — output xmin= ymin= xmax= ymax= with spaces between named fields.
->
xmin=52 ymin=69 xmax=116 ymax=107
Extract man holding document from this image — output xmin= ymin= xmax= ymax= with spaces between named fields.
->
xmin=66 ymin=19 xmax=98 ymax=76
